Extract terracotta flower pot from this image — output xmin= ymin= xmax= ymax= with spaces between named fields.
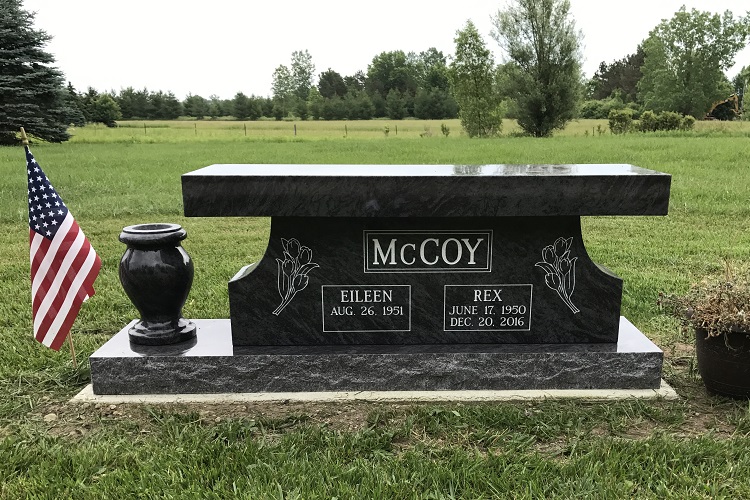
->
xmin=695 ymin=328 xmax=750 ymax=399
xmin=119 ymin=223 xmax=196 ymax=345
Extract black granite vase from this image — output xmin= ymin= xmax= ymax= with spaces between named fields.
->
xmin=119 ymin=223 xmax=196 ymax=345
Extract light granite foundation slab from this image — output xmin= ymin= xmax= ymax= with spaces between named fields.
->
xmin=73 ymin=380 xmax=678 ymax=403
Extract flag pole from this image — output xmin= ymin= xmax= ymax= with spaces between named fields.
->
xmin=68 ymin=335 xmax=79 ymax=370
xmin=21 ymin=127 xmax=79 ymax=369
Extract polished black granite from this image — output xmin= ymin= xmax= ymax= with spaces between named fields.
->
xmin=229 ymin=216 xmax=622 ymax=345
xmin=89 ymin=318 xmax=663 ymax=394
xmin=182 ymin=164 xmax=671 ymax=217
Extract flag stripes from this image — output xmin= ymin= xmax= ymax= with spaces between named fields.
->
xmin=30 ymin=214 xmax=101 ymax=349
xmin=26 ymin=146 xmax=101 ymax=351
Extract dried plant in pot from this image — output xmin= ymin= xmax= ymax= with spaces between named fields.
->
xmin=660 ymin=265 xmax=750 ymax=399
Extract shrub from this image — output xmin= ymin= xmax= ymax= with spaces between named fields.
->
xmin=608 ymin=108 xmax=633 ymax=134
xmin=638 ymin=110 xmax=658 ymax=132
xmin=656 ymin=111 xmax=683 ymax=131
xmin=625 ymin=102 xmax=642 ymax=119
xmin=638 ymin=110 xmax=695 ymax=133
xmin=680 ymin=115 xmax=696 ymax=131
xmin=579 ymin=94 xmax=631 ymax=120
xmin=580 ymin=100 xmax=606 ymax=119
xmin=440 ymin=123 xmax=450 ymax=137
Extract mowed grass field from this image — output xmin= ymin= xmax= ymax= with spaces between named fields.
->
xmin=1 ymin=119 xmax=750 ymax=497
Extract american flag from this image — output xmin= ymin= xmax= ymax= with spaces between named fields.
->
xmin=26 ymin=146 xmax=101 ymax=350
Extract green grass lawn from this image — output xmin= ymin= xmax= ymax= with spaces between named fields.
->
xmin=1 ymin=120 xmax=750 ymax=497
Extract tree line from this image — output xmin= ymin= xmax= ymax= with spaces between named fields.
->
xmin=268 ymin=48 xmax=458 ymax=121
xmin=585 ymin=7 xmax=749 ymax=120
xmin=62 ymin=46 xmax=460 ymax=125
xmin=2 ymin=0 xmax=749 ymax=144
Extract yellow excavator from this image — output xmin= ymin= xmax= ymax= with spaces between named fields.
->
xmin=705 ymin=94 xmax=741 ymax=120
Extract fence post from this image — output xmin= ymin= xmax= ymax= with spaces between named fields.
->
xmin=144 ymin=123 xmax=147 ymax=135
xmin=345 ymin=124 xmax=348 ymax=138
xmin=294 ymin=124 xmax=297 ymax=136
xmin=244 ymin=123 xmax=247 ymax=136
xmin=395 ymin=125 xmax=398 ymax=136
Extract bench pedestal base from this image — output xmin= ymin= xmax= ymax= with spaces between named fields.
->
xmin=90 ymin=318 xmax=663 ymax=395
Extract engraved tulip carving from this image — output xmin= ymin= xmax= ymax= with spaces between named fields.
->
xmin=273 ymin=238 xmax=319 ymax=315
xmin=535 ymin=236 xmax=580 ymax=314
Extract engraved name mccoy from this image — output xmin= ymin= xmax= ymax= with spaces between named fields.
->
xmin=364 ymin=231 xmax=492 ymax=272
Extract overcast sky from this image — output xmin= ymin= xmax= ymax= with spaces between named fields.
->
xmin=21 ymin=0 xmax=750 ymax=100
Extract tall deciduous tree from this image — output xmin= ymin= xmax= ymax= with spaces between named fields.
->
xmin=449 ymin=20 xmax=502 ymax=137
xmin=0 ymin=0 xmax=71 ymax=144
xmin=271 ymin=64 xmax=294 ymax=101
xmin=638 ymin=7 xmax=750 ymax=118
xmin=344 ymin=71 xmax=366 ymax=92
xmin=290 ymin=50 xmax=315 ymax=101
xmin=415 ymin=48 xmax=451 ymax=92
xmin=732 ymin=65 xmax=750 ymax=112
xmin=271 ymin=64 xmax=294 ymax=119
xmin=412 ymin=48 xmax=458 ymax=119
xmin=366 ymin=51 xmax=418 ymax=101
xmin=491 ymin=0 xmax=583 ymax=137
xmin=272 ymin=51 xmax=315 ymax=120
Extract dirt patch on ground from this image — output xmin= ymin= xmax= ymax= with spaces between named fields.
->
xmin=28 ymin=393 xmax=745 ymax=445
xmin=31 ymin=399 xmax=413 ymax=440
xmin=665 ymin=342 xmax=695 ymax=366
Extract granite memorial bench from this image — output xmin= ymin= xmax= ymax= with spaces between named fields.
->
xmin=90 ymin=164 xmax=671 ymax=394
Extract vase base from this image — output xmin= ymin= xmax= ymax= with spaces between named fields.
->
xmin=128 ymin=318 xmax=197 ymax=346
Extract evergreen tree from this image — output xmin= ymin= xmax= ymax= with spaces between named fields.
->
xmin=306 ymin=87 xmax=324 ymax=120
xmin=183 ymin=94 xmax=209 ymax=119
xmin=63 ymin=83 xmax=86 ymax=127
xmin=588 ymin=46 xmax=644 ymax=102
xmin=161 ymin=92 xmax=183 ymax=119
xmin=318 ymin=69 xmax=347 ymax=98
xmin=491 ymin=0 xmax=583 ymax=137
xmin=79 ymin=87 xmax=99 ymax=123
xmin=148 ymin=90 xmax=181 ymax=119
xmin=233 ymin=92 xmax=252 ymax=120
xmin=89 ymin=94 xmax=121 ymax=127
xmin=0 ymin=0 xmax=71 ymax=144
xmin=345 ymin=90 xmax=374 ymax=120
xmin=449 ymin=20 xmax=502 ymax=137
xmin=386 ymin=89 xmax=407 ymax=119
xmin=116 ymin=87 xmax=137 ymax=119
